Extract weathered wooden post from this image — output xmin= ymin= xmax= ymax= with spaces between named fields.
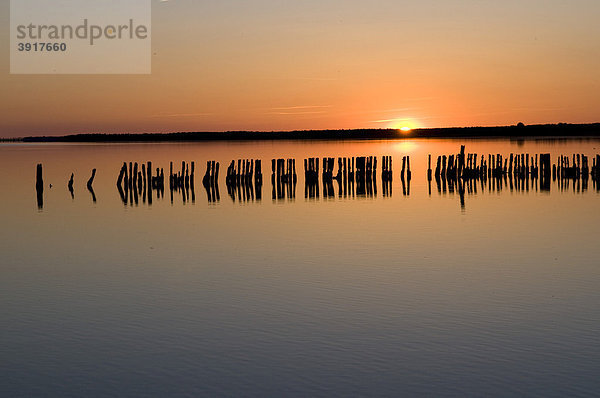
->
xmin=146 ymin=161 xmax=151 ymax=186
xmin=117 ymin=163 xmax=126 ymax=187
xmin=87 ymin=169 xmax=96 ymax=190
xmin=128 ymin=162 xmax=133 ymax=189
xmin=86 ymin=169 xmax=97 ymax=202
xmin=133 ymin=162 xmax=138 ymax=188
xmin=441 ymin=155 xmax=447 ymax=178
xmin=141 ymin=164 xmax=146 ymax=189
xmin=35 ymin=164 xmax=44 ymax=208
xmin=122 ymin=162 xmax=128 ymax=187
xmin=540 ymin=153 xmax=551 ymax=191
xmin=401 ymin=156 xmax=406 ymax=179
xmin=458 ymin=145 xmax=465 ymax=176
xmin=428 ymin=155 xmax=432 ymax=180
xmin=137 ymin=170 xmax=143 ymax=193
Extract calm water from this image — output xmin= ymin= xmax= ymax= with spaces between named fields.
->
xmin=1 ymin=139 xmax=600 ymax=397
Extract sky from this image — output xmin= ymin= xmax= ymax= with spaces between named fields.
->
xmin=1 ymin=0 xmax=599 ymax=137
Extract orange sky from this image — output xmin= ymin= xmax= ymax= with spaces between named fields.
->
xmin=1 ymin=0 xmax=599 ymax=137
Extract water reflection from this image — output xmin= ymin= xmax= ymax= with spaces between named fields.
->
xmin=429 ymin=148 xmax=600 ymax=209
xmin=303 ymin=156 xmax=395 ymax=199
xmin=202 ymin=161 xmax=219 ymax=203
xmin=226 ymin=159 xmax=262 ymax=203
xmin=32 ymin=150 xmax=600 ymax=210
xmin=272 ymin=158 xmax=297 ymax=201
xmin=116 ymin=161 xmax=166 ymax=206
xmin=382 ymin=156 xmax=393 ymax=197
xmin=68 ymin=173 xmax=74 ymax=199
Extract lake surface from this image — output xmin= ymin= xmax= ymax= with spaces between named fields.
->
xmin=1 ymin=138 xmax=600 ymax=397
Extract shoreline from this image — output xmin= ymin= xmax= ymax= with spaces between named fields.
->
xmin=5 ymin=123 xmax=600 ymax=143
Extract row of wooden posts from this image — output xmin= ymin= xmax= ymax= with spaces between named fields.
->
xmin=429 ymin=146 xmax=547 ymax=180
xmin=35 ymin=163 xmax=97 ymax=208
xmin=303 ymin=155 xmax=407 ymax=183
xmin=227 ymin=159 xmax=262 ymax=184
xmin=115 ymin=162 xmax=166 ymax=205
xmin=224 ymin=159 xmax=264 ymax=202
xmin=117 ymin=162 xmax=165 ymax=190
xmin=428 ymin=146 xmax=600 ymax=183
xmin=35 ymin=154 xmax=600 ymax=193
xmin=34 ymin=151 xmax=600 ymax=207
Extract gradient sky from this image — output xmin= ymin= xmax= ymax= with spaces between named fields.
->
xmin=1 ymin=0 xmax=599 ymax=137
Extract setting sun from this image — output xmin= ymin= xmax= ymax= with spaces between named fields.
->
xmin=385 ymin=118 xmax=420 ymax=131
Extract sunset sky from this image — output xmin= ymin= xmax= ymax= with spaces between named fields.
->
xmin=1 ymin=0 xmax=599 ymax=137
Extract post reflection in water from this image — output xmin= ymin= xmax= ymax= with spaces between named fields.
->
xmin=429 ymin=147 xmax=600 ymax=210
xmin=117 ymin=161 xmax=166 ymax=206
xmin=68 ymin=173 xmax=74 ymax=200
xmin=272 ymin=158 xmax=297 ymax=201
xmin=9 ymin=140 xmax=600 ymax=398
xmin=31 ymin=147 xmax=600 ymax=211
xmin=35 ymin=163 xmax=44 ymax=209
xmin=304 ymin=155 xmax=394 ymax=200
xmin=226 ymin=159 xmax=262 ymax=203
xmin=202 ymin=160 xmax=220 ymax=203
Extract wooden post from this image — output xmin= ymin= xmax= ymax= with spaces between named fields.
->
xmin=123 ymin=162 xmax=129 ymax=188
xmin=441 ymin=155 xmax=447 ymax=177
xmin=133 ymin=162 xmax=138 ymax=187
xmin=35 ymin=164 xmax=43 ymax=208
xmin=68 ymin=173 xmax=74 ymax=192
xmin=428 ymin=155 xmax=432 ymax=180
xmin=87 ymin=169 xmax=96 ymax=189
xmin=117 ymin=163 xmax=125 ymax=187
xmin=129 ymin=162 xmax=133 ymax=188
xmin=144 ymin=161 xmax=150 ymax=187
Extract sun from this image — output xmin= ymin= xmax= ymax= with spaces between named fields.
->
xmin=388 ymin=119 xmax=419 ymax=132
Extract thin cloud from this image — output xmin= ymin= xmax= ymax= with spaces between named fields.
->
xmin=266 ymin=111 xmax=329 ymax=116
xmin=270 ymin=105 xmax=332 ymax=111
xmin=371 ymin=118 xmax=413 ymax=123
xmin=257 ymin=77 xmax=340 ymax=81
xmin=151 ymin=112 xmax=213 ymax=118
xmin=265 ymin=105 xmax=332 ymax=116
